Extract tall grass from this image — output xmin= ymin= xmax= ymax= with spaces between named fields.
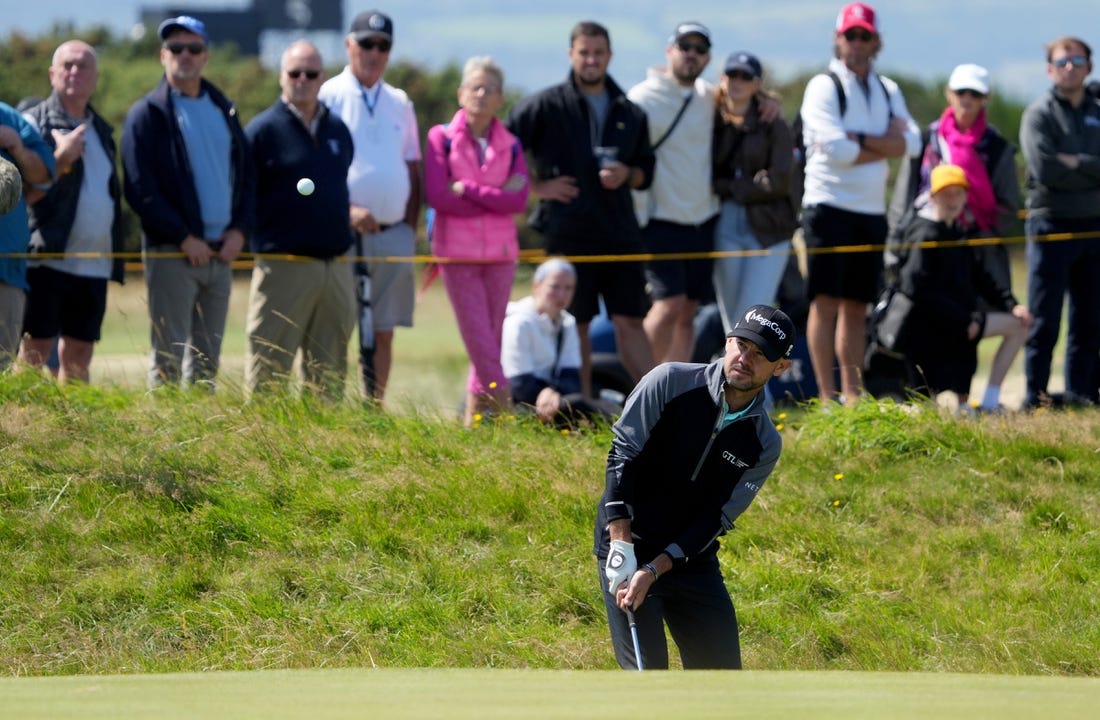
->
xmin=2 ymin=372 xmax=1097 ymax=676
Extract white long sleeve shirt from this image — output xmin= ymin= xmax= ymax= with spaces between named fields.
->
xmin=800 ymin=58 xmax=921 ymax=215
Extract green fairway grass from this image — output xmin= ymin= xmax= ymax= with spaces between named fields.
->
xmin=2 ymin=376 xmax=1097 ymax=676
xmin=2 ymin=668 xmax=1098 ymax=719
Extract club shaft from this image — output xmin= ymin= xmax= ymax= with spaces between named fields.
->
xmin=624 ymin=608 xmax=643 ymax=671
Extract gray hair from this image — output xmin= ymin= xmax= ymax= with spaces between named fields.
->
xmin=461 ymin=55 xmax=504 ymax=90
xmin=533 ymin=257 xmax=576 ymax=284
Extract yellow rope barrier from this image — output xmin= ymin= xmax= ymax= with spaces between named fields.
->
xmin=4 ymin=227 xmax=1100 ymax=271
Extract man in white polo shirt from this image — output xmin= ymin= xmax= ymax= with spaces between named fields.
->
xmin=798 ymin=3 xmax=920 ymax=403
xmin=319 ymin=9 xmax=421 ymax=402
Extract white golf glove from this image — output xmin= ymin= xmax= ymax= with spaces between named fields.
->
xmin=604 ymin=540 xmax=637 ymax=593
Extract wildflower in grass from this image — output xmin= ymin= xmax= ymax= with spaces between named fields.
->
xmin=834 ymin=472 xmax=844 ymax=481
xmin=776 ymin=423 xmax=785 ymax=431
xmin=833 ymin=499 xmax=841 ymax=507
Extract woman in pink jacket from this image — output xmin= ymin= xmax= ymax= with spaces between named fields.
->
xmin=425 ymin=56 xmax=530 ymax=425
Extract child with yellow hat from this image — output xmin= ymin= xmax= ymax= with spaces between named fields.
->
xmin=887 ymin=164 xmax=1031 ymax=412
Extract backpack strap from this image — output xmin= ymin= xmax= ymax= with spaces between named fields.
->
xmin=826 ymin=70 xmax=847 ymax=117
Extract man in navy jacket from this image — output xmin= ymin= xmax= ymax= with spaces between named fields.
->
xmin=596 ymin=303 xmax=794 ymax=670
xmin=244 ymin=40 xmax=355 ymax=399
xmin=122 ymin=15 xmax=254 ymax=389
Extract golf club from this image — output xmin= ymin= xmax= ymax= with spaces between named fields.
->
xmin=624 ymin=607 xmax=643 ymax=671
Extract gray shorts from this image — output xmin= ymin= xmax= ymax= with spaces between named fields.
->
xmin=358 ymin=223 xmax=416 ymax=331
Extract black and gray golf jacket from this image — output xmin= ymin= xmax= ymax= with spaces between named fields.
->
xmin=594 ymin=359 xmax=781 ymax=569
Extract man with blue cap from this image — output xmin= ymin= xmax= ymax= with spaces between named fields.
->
xmin=122 ymin=15 xmax=254 ymax=389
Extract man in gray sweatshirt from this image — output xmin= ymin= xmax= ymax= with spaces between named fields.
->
xmin=1019 ymin=35 xmax=1100 ymax=409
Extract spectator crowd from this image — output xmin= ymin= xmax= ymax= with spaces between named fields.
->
xmin=1 ymin=4 xmax=1098 ymax=416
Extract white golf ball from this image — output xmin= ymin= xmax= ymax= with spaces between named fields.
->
xmin=297 ymin=178 xmax=315 ymax=196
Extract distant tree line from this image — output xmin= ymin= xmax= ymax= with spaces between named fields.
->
xmin=1 ymin=24 xmax=1030 ymax=253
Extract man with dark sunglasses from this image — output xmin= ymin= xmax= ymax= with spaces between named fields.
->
xmin=626 ymin=22 xmax=719 ymax=366
xmin=1019 ymin=36 xmax=1100 ymax=410
xmin=319 ymin=10 xmax=421 ymax=403
xmin=797 ymin=2 xmax=920 ymax=405
xmin=122 ymin=15 xmax=254 ymax=390
xmin=244 ymin=41 xmax=355 ymax=400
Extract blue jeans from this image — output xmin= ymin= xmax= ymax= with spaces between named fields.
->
xmin=1024 ymin=215 xmax=1100 ymax=404
xmin=712 ymin=201 xmax=790 ymax=333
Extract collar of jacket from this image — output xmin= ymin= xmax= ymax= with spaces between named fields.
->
xmin=704 ymin=359 xmax=766 ymax=414
xmin=565 ymin=70 xmax=627 ymax=102
xmin=38 ymin=91 xmax=94 ymax=131
xmin=151 ymin=75 xmax=238 ymax=118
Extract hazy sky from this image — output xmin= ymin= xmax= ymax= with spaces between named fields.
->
xmin=3 ymin=0 xmax=1099 ymax=102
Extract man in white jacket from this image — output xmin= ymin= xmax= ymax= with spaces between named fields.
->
xmin=799 ymin=2 xmax=920 ymax=404
xmin=628 ymin=22 xmax=720 ymax=364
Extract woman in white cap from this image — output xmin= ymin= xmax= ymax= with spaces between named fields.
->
xmin=887 ymin=63 xmax=1023 ymax=412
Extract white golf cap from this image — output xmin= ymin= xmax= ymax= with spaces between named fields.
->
xmin=948 ymin=63 xmax=990 ymax=95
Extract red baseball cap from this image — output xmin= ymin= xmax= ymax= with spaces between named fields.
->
xmin=836 ymin=3 xmax=877 ymax=34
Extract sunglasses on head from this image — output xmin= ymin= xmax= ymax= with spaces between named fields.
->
xmin=1052 ymin=55 xmax=1088 ymax=69
xmin=676 ymin=40 xmax=710 ymax=55
xmin=842 ymin=28 xmax=875 ymax=43
xmin=357 ymin=37 xmax=392 ymax=53
xmin=287 ymin=69 xmax=321 ymax=80
xmin=165 ymin=42 xmax=206 ymax=55
xmin=726 ymin=70 xmax=757 ymax=82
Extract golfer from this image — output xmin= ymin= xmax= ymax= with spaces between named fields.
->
xmin=594 ymin=303 xmax=794 ymax=669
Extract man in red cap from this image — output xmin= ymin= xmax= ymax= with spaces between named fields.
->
xmin=797 ymin=3 xmax=920 ymax=404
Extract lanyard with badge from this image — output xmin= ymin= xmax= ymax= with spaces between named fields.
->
xmin=360 ymin=84 xmax=383 ymax=142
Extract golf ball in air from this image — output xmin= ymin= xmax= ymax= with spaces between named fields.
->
xmin=297 ymin=178 xmax=315 ymax=195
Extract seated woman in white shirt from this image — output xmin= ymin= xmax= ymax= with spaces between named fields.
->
xmin=502 ymin=258 xmax=619 ymax=425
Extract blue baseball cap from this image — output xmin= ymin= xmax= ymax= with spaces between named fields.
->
xmin=158 ymin=15 xmax=209 ymax=42
xmin=724 ymin=51 xmax=763 ymax=79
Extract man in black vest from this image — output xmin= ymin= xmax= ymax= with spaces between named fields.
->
xmin=20 ymin=40 xmax=124 ymax=383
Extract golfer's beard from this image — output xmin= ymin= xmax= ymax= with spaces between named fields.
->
xmin=726 ymin=367 xmax=764 ymax=393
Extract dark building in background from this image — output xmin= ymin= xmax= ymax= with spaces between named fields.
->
xmin=140 ymin=0 xmax=342 ymax=54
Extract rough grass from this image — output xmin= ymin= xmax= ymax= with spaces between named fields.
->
xmin=1 ymin=374 xmax=1098 ymax=677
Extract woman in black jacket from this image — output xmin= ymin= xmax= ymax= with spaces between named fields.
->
xmin=711 ymin=51 xmax=798 ymax=335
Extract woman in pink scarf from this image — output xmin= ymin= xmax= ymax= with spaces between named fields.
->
xmin=887 ymin=64 xmax=1027 ymax=412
